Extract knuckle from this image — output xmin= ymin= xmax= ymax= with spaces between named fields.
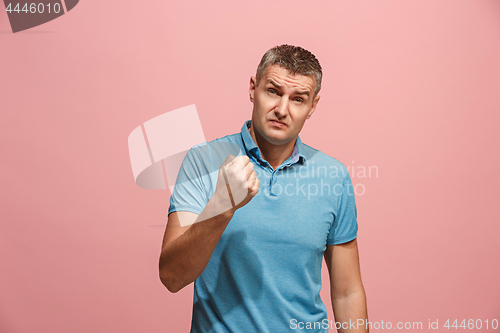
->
xmin=237 ymin=173 xmax=246 ymax=184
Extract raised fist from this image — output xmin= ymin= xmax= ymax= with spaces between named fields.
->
xmin=215 ymin=154 xmax=260 ymax=213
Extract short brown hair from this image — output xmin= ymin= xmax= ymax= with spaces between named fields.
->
xmin=255 ymin=44 xmax=323 ymax=98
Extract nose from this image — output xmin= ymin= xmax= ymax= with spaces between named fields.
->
xmin=274 ymin=96 xmax=289 ymax=120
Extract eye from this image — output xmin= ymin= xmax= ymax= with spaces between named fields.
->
xmin=268 ymin=88 xmax=277 ymax=95
xmin=294 ymin=97 xmax=304 ymax=103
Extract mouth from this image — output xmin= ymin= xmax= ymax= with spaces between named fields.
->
xmin=269 ymin=119 xmax=287 ymax=128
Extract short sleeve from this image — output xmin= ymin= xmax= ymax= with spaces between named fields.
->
xmin=168 ymin=147 xmax=212 ymax=216
xmin=327 ymin=169 xmax=358 ymax=245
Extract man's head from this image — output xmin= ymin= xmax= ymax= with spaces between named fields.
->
xmin=249 ymin=44 xmax=322 ymax=147
xmin=255 ymin=44 xmax=322 ymax=99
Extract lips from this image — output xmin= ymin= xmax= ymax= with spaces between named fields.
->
xmin=269 ymin=119 xmax=287 ymax=127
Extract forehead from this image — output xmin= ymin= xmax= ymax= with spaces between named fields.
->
xmin=261 ymin=65 xmax=315 ymax=92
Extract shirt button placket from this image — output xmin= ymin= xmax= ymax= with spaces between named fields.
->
xmin=269 ymin=169 xmax=278 ymax=195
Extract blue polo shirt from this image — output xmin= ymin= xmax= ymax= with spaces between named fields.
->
xmin=168 ymin=121 xmax=358 ymax=333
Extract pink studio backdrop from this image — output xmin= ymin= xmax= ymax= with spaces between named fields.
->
xmin=1 ymin=1 xmax=499 ymax=332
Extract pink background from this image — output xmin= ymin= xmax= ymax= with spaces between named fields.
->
xmin=1 ymin=0 xmax=499 ymax=332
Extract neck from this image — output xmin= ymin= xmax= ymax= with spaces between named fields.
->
xmin=249 ymin=123 xmax=296 ymax=170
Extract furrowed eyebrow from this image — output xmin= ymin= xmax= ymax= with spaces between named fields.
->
xmin=267 ymin=80 xmax=310 ymax=97
xmin=268 ymin=80 xmax=281 ymax=89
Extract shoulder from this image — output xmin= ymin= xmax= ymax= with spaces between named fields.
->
xmin=186 ymin=131 xmax=244 ymax=170
xmin=188 ymin=131 xmax=240 ymax=151
xmin=298 ymin=142 xmax=353 ymax=186
xmin=300 ymin=142 xmax=348 ymax=171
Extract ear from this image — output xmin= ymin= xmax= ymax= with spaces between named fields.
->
xmin=249 ymin=76 xmax=256 ymax=103
xmin=307 ymin=95 xmax=320 ymax=119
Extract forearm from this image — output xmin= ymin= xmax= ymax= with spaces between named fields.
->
xmin=332 ymin=288 xmax=369 ymax=333
xmin=159 ymin=199 xmax=234 ymax=292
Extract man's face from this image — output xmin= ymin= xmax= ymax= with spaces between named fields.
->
xmin=249 ymin=65 xmax=320 ymax=146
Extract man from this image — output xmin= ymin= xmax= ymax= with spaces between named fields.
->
xmin=159 ymin=44 xmax=369 ymax=332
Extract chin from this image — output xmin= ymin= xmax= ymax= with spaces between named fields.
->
xmin=263 ymin=133 xmax=291 ymax=145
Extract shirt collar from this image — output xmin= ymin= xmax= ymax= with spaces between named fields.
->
xmin=240 ymin=120 xmax=306 ymax=164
